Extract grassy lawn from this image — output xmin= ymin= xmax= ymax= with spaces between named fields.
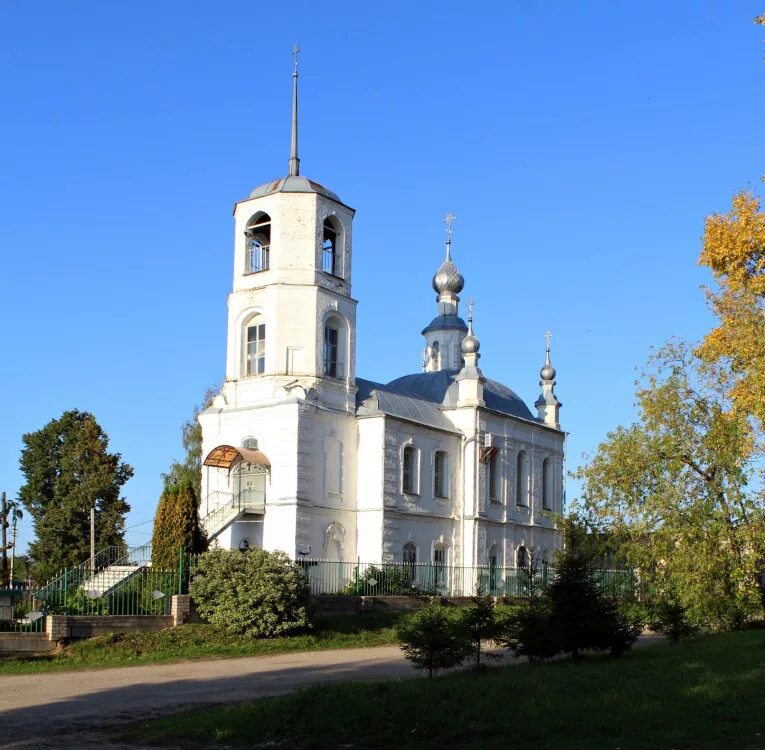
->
xmin=121 ymin=630 xmax=765 ymax=750
xmin=0 ymin=613 xmax=403 ymax=675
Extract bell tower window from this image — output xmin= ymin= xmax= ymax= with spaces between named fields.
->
xmin=245 ymin=317 xmax=266 ymax=375
xmin=245 ymin=213 xmax=271 ymax=274
xmin=322 ymin=217 xmax=340 ymax=277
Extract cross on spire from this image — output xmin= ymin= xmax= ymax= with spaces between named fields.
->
xmin=444 ymin=212 xmax=456 ymax=237
xmin=544 ymin=329 xmax=552 ymax=352
xmin=467 ymin=296 xmax=474 ymax=320
xmin=292 ymin=43 xmax=300 ymax=74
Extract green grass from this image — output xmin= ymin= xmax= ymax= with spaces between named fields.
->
xmin=0 ymin=613 xmax=404 ymax=675
xmin=122 ymin=630 xmax=765 ymax=750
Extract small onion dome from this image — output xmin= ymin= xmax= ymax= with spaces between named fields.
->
xmin=461 ymin=332 xmax=480 ymax=356
xmin=540 ymin=361 xmax=556 ymax=381
xmin=432 ymin=259 xmax=465 ymax=295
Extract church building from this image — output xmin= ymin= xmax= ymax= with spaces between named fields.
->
xmin=198 ymin=53 xmax=565 ymax=577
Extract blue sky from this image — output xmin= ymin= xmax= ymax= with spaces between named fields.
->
xmin=1 ymin=1 xmax=763 ymax=555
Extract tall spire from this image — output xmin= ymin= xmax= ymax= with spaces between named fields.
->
xmin=288 ymin=44 xmax=300 ymax=177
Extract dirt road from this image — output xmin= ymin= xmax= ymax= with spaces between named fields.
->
xmin=0 ymin=645 xmax=418 ymax=748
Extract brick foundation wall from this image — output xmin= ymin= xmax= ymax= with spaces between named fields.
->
xmin=0 ymin=632 xmax=56 ymax=654
xmin=45 ymin=615 xmax=172 ymax=640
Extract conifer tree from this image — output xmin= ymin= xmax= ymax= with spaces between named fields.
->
xmin=151 ymin=478 xmax=206 ymax=571
xmin=19 ymin=410 xmax=133 ymax=582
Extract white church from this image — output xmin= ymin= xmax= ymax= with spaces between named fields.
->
xmin=198 ymin=54 xmax=565 ymax=576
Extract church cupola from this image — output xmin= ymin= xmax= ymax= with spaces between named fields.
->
xmin=422 ymin=213 xmax=468 ymax=372
xmin=455 ymin=298 xmax=485 ymax=406
xmin=535 ymin=331 xmax=562 ymax=429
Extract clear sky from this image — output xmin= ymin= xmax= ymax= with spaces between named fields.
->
xmin=1 ymin=1 xmax=763 ymax=555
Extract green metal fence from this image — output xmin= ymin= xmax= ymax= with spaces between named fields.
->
xmin=36 ymin=566 xmax=179 ymax=616
xmin=290 ymin=558 xmax=639 ymax=599
xmin=0 ymin=588 xmax=45 ymax=633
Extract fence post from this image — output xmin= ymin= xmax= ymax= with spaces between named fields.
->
xmin=62 ymin=567 xmax=68 ymax=616
xmin=177 ymin=546 xmax=184 ymax=595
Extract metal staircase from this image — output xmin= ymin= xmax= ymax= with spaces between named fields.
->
xmin=201 ymin=489 xmax=265 ymax=539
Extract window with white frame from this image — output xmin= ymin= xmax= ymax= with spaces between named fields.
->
xmin=516 ymin=544 xmax=529 ymax=569
xmin=516 ymin=450 xmax=529 ymax=506
xmin=434 ymin=450 xmax=448 ymax=498
xmin=402 ymin=444 xmax=419 ymax=494
xmin=488 ymin=450 xmax=501 ymax=502
xmin=245 ymin=213 xmax=271 ymax=274
xmin=542 ymin=457 xmax=553 ymax=510
xmin=325 ymin=438 xmax=343 ymax=496
xmin=245 ymin=317 xmax=266 ymax=376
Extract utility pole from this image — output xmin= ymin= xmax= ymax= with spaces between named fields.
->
xmin=90 ymin=506 xmax=96 ymax=573
xmin=9 ymin=512 xmax=18 ymax=585
xmin=1 ymin=492 xmax=8 ymax=587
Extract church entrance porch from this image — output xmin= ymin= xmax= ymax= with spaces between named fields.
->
xmin=202 ymin=444 xmax=270 ymax=541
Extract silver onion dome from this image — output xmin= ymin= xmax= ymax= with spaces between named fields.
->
xmin=540 ymin=331 xmax=556 ymax=381
xmin=540 ymin=361 xmax=556 ymax=381
xmin=432 ymin=259 xmax=465 ymax=295
xmin=461 ymin=332 xmax=480 ymax=355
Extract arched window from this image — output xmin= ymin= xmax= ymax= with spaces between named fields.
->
xmin=489 ymin=450 xmax=501 ymax=502
xmin=516 ymin=545 xmax=529 ymax=569
xmin=322 ymin=217 xmax=341 ymax=276
xmin=488 ymin=544 xmax=499 ymax=592
xmin=245 ymin=213 xmax=271 ymax=273
xmin=516 ymin=450 xmax=529 ymax=507
xmin=433 ymin=543 xmax=447 ymax=589
xmin=245 ymin=316 xmax=266 ymax=375
xmin=434 ymin=450 xmax=448 ymax=498
xmin=432 ymin=341 xmax=440 ymax=369
xmin=403 ymin=541 xmax=417 ymax=569
xmin=542 ymin=457 xmax=553 ymax=510
xmin=403 ymin=444 xmax=419 ymax=494
xmin=323 ymin=316 xmax=345 ymax=379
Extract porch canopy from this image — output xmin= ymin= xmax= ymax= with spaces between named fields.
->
xmin=203 ymin=444 xmax=271 ymax=471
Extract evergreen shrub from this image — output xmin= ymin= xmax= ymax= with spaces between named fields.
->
xmin=190 ymin=548 xmax=311 ymax=637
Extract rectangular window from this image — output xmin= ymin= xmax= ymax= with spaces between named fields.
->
xmin=403 ymin=446 xmax=418 ymax=494
xmin=489 ymin=452 xmax=501 ymax=502
xmin=434 ymin=452 xmax=448 ymax=498
xmin=246 ymin=323 xmax=266 ymax=375
xmin=323 ymin=326 xmax=339 ymax=378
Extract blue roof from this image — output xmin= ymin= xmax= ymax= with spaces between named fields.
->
xmin=421 ymin=314 xmax=468 ymax=335
xmin=386 ymin=371 xmax=535 ymax=421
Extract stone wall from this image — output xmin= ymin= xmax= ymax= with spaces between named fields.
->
xmin=0 ymin=632 xmax=56 ymax=654
xmin=46 ymin=615 xmax=172 ymax=641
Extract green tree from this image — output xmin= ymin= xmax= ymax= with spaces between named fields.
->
xmin=190 ymin=548 xmax=310 ymax=637
xmin=502 ymin=521 xmax=639 ymax=660
xmin=19 ymin=410 xmax=133 ymax=582
xmin=461 ymin=590 xmax=502 ymax=667
xmin=578 ymin=341 xmax=765 ymax=631
xmin=151 ymin=477 xmax=206 ymax=571
xmin=396 ymin=605 xmax=471 ymax=678
xmin=164 ymin=386 xmax=218 ymax=498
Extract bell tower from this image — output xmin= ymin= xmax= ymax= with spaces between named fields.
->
xmin=222 ymin=48 xmax=357 ymax=412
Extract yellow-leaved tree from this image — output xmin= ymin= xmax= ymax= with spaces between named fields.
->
xmin=696 ymin=188 xmax=765 ymax=426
